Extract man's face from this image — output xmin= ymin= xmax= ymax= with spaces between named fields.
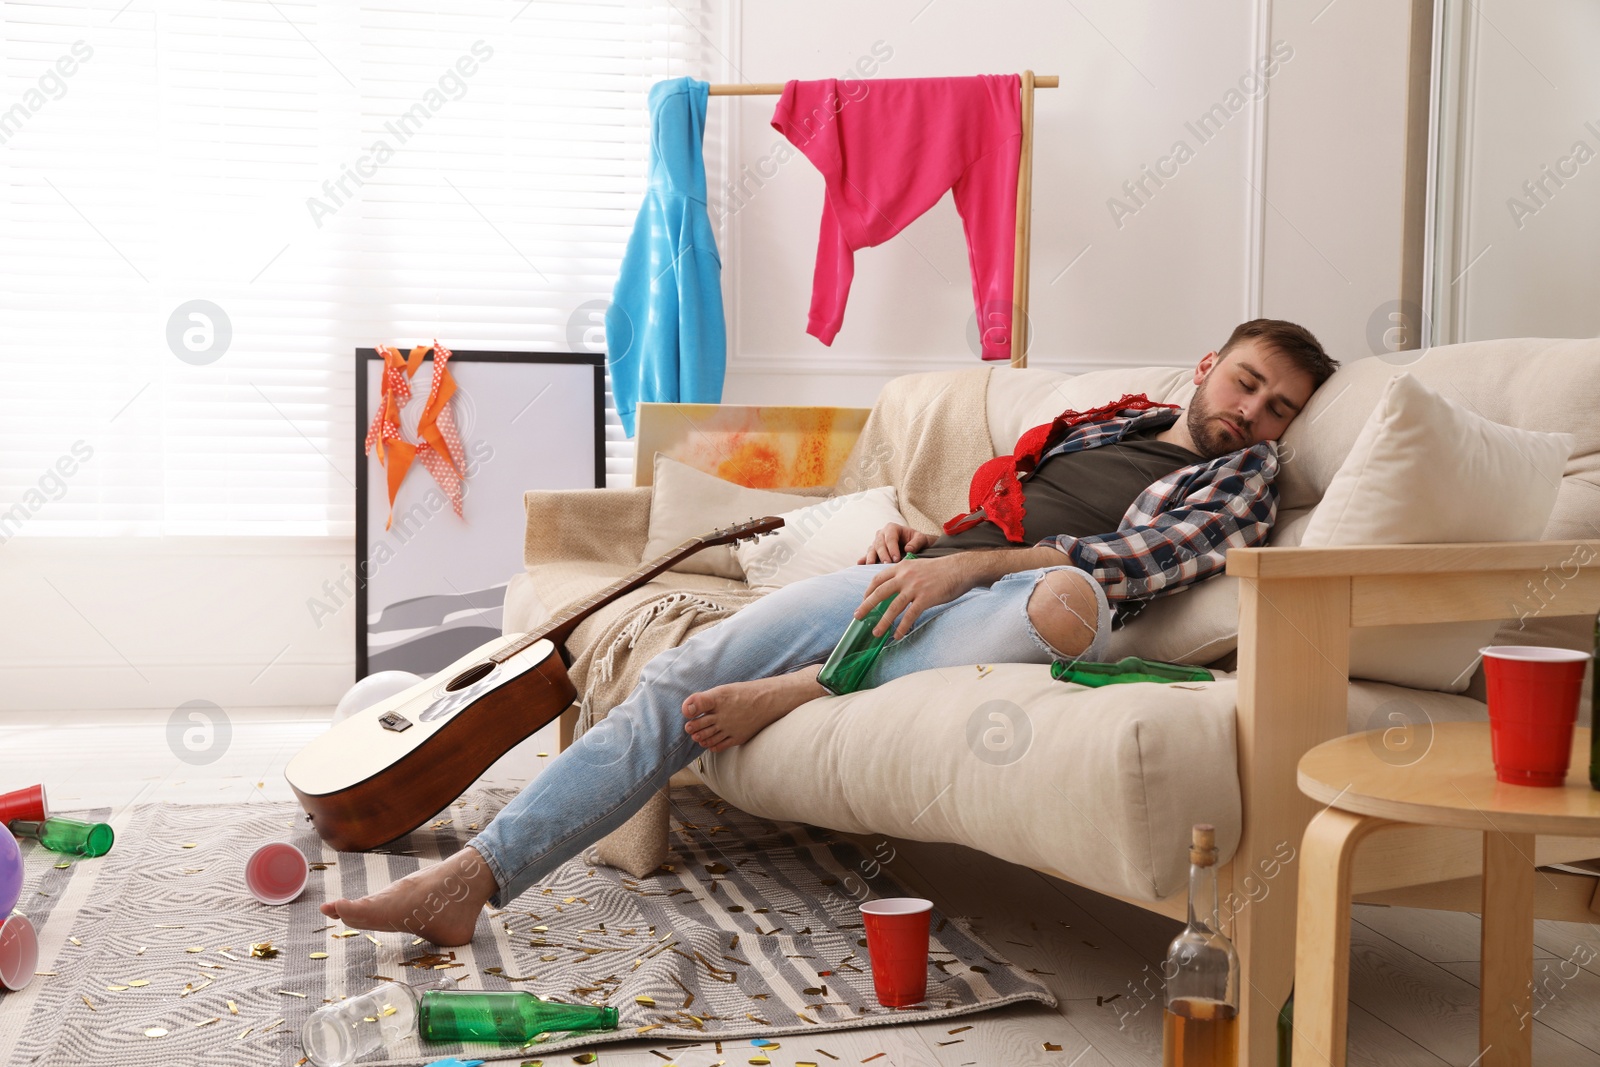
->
xmin=1185 ymin=338 xmax=1316 ymax=458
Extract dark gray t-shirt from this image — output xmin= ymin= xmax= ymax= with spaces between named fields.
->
xmin=915 ymin=427 xmax=1205 ymax=559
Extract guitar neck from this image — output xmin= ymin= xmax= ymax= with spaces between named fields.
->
xmin=490 ymin=540 xmax=712 ymax=664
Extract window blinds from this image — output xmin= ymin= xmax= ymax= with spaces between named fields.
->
xmin=0 ymin=0 xmax=715 ymax=538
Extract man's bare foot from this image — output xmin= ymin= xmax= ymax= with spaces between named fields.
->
xmin=319 ymin=846 xmax=498 ymax=947
xmin=680 ymin=665 xmax=826 ymax=752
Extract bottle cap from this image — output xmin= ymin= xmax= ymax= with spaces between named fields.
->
xmin=1190 ymin=823 xmax=1216 ymax=866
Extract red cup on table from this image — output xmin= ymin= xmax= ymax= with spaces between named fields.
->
xmin=1480 ymin=645 xmax=1589 ymax=787
xmin=860 ymin=897 xmax=932 ymax=1006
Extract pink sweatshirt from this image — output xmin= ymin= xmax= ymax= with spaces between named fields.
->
xmin=772 ymin=75 xmax=1022 ymax=361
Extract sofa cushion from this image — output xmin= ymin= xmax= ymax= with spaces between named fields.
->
xmin=642 ymin=455 xmax=820 ymax=579
xmin=1297 ymin=371 xmax=1573 ymax=691
xmin=694 ymin=662 xmax=1244 ymax=903
xmin=733 ymin=486 xmax=906 ymax=589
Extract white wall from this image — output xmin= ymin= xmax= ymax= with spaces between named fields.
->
xmin=0 ymin=0 xmax=1427 ymax=715
xmin=1447 ymin=0 xmax=1600 ymax=341
xmin=718 ymin=0 xmax=1423 ymax=409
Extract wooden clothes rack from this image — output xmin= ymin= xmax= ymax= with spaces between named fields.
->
xmin=709 ymin=72 xmax=1058 ymax=368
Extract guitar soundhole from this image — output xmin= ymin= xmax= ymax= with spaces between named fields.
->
xmin=445 ymin=661 xmax=496 ymax=692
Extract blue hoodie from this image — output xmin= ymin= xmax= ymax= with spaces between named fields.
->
xmin=605 ymin=78 xmax=726 ymax=438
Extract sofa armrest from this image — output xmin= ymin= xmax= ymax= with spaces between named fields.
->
xmin=523 ymin=486 xmax=652 ymax=570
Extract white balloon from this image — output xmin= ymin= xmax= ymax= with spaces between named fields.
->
xmin=333 ymin=671 xmax=424 ymax=724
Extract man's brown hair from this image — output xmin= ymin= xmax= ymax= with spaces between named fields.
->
xmin=1217 ymin=318 xmax=1340 ymax=391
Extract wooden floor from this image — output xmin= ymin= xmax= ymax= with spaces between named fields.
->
xmin=4 ymin=711 xmax=1600 ymax=1066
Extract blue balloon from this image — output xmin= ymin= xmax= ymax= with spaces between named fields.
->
xmin=0 ymin=826 xmax=20 ymax=918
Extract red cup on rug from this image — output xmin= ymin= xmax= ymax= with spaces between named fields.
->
xmin=0 ymin=914 xmax=38 ymax=992
xmin=0 ymin=785 xmax=47 ymax=827
xmin=1480 ymin=645 xmax=1589 ymax=787
xmin=245 ymin=842 xmax=309 ymax=905
xmin=860 ymin=897 xmax=932 ymax=1007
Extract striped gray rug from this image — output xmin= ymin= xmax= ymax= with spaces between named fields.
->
xmin=0 ymin=785 xmax=1055 ymax=1065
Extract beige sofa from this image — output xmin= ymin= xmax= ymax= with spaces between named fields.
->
xmin=503 ymin=336 xmax=1600 ymax=1063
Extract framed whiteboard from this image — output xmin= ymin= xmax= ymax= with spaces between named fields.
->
xmin=355 ymin=348 xmax=603 ymax=678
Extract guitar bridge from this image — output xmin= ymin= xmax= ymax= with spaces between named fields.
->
xmin=377 ymin=711 xmax=412 ymax=733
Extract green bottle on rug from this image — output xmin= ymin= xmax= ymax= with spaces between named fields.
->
xmin=6 ymin=817 xmax=114 ymax=858
xmin=419 ymin=990 xmax=619 ymax=1043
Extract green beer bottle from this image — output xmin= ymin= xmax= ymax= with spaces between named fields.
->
xmin=818 ymin=554 xmax=917 ymax=696
xmin=1051 ymin=655 xmax=1214 ymax=688
xmin=7 ymin=817 xmax=114 ymax=858
xmin=418 ymin=990 xmax=618 ymax=1044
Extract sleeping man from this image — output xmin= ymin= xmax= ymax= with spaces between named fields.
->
xmin=323 ymin=317 xmax=1337 ymax=946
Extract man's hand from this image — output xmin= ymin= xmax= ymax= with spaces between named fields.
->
xmin=857 ymin=544 xmax=1077 ymax=640
xmin=858 ymin=522 xmax=935 ymax=565
xmin=856 ymin=554 xmax=985 ymax=640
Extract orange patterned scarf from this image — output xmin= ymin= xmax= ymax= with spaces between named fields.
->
xmin=363 ymin=340 xmax=468 ymax=530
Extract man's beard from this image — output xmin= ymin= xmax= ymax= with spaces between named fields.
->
xmin=1186 ymin=375 xmax=1242 ymax=458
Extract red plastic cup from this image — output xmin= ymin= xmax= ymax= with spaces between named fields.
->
xmin=0 ymin=785 xmax=47 ymax=827
xmin=860 ymin=897 xmax=932 ymax=1007
xmin=245 ymin=842 xmax=309 ymax=905
xmin=0 ymin=914 xmax=38 ymax=992
xmin=1480 ymin=645 xmax=1589 ymax=787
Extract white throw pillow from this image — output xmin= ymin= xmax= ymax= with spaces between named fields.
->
xmin=734 ymin=486 xmax=907 ymax=589
xmin=1296 ymin=371 xmax=1574 ymax=691
xmin=642 ymin=455 xmax=819 ymax=579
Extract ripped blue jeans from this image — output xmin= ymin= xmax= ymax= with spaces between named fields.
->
xmin=467 ymin=562 xmax=1114 ymax=905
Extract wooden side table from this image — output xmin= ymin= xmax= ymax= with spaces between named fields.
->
xmin=1292 ymin=721 xmax=1600 ymax=1067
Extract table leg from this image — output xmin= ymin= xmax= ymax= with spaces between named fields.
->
xmin=1479 ymin=830 xmax=1536 ymax=1067
xmin=1292 ymin=808 xmax=1390 ymax=1067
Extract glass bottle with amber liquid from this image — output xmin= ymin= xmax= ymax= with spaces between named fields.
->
xmin=1162 ymin=824 xmax=1240 ymax=1067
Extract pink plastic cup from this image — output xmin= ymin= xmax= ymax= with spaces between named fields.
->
xmin=0 ymin=914 xmax=38 ymax=992
xmin=860 ymin=897 xmax=933 ymax=1007
xmin=1480 ymin=645 xmax=1589 ymax=787
xmin=245 ymin=842 xmax=309 ymax=905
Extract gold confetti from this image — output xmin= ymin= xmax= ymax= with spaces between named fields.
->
xmin=250 ymin=942 xmax=280 ymax=959
xmin=309 ymin=952 xmax=329 ymax=960
xmin=196 ymin=1017 xmax=219 ymax=1027
xmin=182 ymin=843 xmax=197 ymax=849
xmin=333 ymin=930 xmax=362 ymax=939
xmin=218 ymin=951 xmax=241 ymax=961
xmin=53 ymin=862 xmax=71 ymax=869
xmin=127 ymin=980 xmax=150 ymax=988
xmin=106 ymin=984 xmax=128 ymax=992
xmin=635 ymin=995 xmax=656 ymax=1007
xmin=573 ymin=1055 xmax=597 ymax=1065
xmin=279 ymin=990 xmax=308 ymax=998
xmin=365 ymin=934 xmax=381 ymax=946
xmin=144 ymin=1027 xmax=169 ymax=1038
xmin=81 ymin=995 xmax=97 ymax=1011
xmin=186 ymin=947 xmax=205 ymax=954
xmin=1043 ymin=1042 xmax=1063 ymax=1052
xmin=34 ymin=972 xmax=57 ymax=977
xmin=239 ymin=1027 xmax=253 ymax=1040
xmin=862 ymin=1056 xmax=887 ymax=1063
xmin=227 ymin=1000 xmax=238 ymax=1015
xmin=69 ymin=937 xmax=82 ymax=946
xmin=750 ymin=1059 xmax=770 ymax=1066
xmin=261 ymin=1018 xmax=286 ymax=1033
xmin=948 ymin=1025 xmax=972 ymax=1034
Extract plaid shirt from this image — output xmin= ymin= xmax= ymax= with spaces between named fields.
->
xmin=1023 ymin=405 xmax=1280 ymax=629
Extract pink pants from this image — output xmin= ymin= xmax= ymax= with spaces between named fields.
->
xmin=772 ymin=75 xmax=1022 ymax=361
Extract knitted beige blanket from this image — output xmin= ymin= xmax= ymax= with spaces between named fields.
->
xmin=527 ymin=366 xmax=996 ymax=874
